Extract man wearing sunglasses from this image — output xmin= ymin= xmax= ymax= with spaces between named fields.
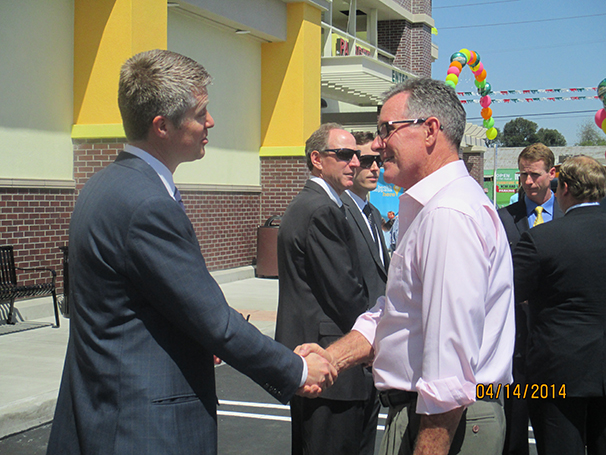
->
xmin=276 ymin=123 xmax=376 ymax=455
xmin=301 ymin=78 xmax=515 ymax=455
xmin=339 ymin=130 xmax=390 ymax=455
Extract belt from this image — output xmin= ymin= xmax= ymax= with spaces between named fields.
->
xmin=379 ymin=390 xmax=417 ymax=408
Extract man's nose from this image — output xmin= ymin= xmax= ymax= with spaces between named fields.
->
xmin=349 ymin=154 xmax=360 ymax=168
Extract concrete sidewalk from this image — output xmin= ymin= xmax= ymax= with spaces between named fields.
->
xmin=0 ymin=267 xmax=280 ymax=439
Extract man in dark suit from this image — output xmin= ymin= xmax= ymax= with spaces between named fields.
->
xmin=513 ymin=155 xmax=606 ymax=455
xmin=497 ymin=143 xmax=563 ymax=455
xmin=341 ymin=131 xmax=390 ymax=305
xmin=46 ymin=49 xmax=335 ymax=455
xmin=275 ymin=123 xmax=373 ymax=455
xmin=339 ymin=131 xmax=390 ymax=454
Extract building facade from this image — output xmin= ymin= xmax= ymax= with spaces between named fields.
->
xmin=1 ymin=0 xmax=442 ymax=294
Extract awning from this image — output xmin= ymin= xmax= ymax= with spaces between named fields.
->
xmin=321 ymin=55 xmax=415 ymax=106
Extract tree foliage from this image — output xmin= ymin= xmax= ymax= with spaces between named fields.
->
xmin=500 ymin=117 xmax=567 ymax=147
xmin=576 ymin=121 xmax=606 ymax=146
xmin=536 ymin=128 xmax=566 ymax=146
xmin=501 ymin=118 xmax=540 ymax=147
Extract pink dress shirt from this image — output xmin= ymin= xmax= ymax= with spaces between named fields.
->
xmin=353 ymin=160 xmax=514 ymax=415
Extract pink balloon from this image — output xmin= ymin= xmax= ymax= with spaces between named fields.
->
xmin=595 ymin=109 xmax=606 ymax=128
xmin=447 ymin=66 xmax=461 ymax=76
xmin=480 ymin=95 xmax=492 ymax=108
xmin=472 ymin=62 xmax=484 ymax=74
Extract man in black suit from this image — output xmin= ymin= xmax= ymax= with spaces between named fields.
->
xmin=275 ymin=123 xmax=373 ymax=455
xmin=497 ymin=143 xmax=563 ymax=455
xmin=339 ymin=131 xmax=390 ymax=454
xmin=47 ymin=49 xmax=335 ymax=455
xmin=341 ymin=131 xmax=390 ymax=305
xmin=513 ymin=155 xmax=606 ymax=455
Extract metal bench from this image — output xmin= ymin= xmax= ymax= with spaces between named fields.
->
xmin=0 ymin=246 xmax=60 ymax=327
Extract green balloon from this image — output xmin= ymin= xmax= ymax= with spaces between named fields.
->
xmin=480 ymin=82 xmax=492 ymax=96
xmin=598 ymin=78 xmax=606 ymax=107
xmin=473 ymin=51 xmax=481 ymax=65
xmin=475 ymin=79 xmax=486 ymax=89
xmin=445 ymin=80 xmax=457 ymax=89
xmin=483 ymin=118 xmax=495 ymax=129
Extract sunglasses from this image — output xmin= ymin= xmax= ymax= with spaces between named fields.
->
xmin=376 ymin=118 xmax=427 ymax=140
xmin=320 ymin=148 xmax=361 ymax=162
xmin=358 ymin=155 xmax=383 ymax=169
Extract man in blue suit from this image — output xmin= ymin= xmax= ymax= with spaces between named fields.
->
xmin=47 ymin=49 xmax=336 ymax=455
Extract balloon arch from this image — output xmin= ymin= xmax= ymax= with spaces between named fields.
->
xmin=444 ymin=49 xmax=497 ymax=140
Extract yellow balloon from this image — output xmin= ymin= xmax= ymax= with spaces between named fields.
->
xmin=460 ymin=49 xmax=471 ymax=63
xmin=602 ymin=118 xmax=606 ymax=134
xmin=486 ymin=127 xmax=498 ymax=140
xmin=446 ymin=73 xmax=459 ymax=85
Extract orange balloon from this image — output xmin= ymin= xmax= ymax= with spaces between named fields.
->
xmin=476 ymin=69 xmax=487 ymax=82
xmin=481 ymin=107 xmax=493 ymax=119
xmin=468 ymin=51 xmax=477 ymax=66
xmin=449 ymin=61 xmax=463 ymax=71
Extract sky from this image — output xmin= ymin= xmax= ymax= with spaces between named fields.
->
xmin=430 ymin=0 xmax=606 ymax=146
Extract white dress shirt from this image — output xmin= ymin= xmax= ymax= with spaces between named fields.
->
xmin=353 ymin=160 xmax=515 ymax=415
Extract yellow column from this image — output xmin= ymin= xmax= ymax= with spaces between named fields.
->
xmin=260 ymin=3 xmax=322 ymax=156
xmin=72 ymin=0 xmax=167 ymax=139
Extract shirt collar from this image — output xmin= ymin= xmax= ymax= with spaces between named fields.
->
xmin=345 ymin=190 xmax=367 ymax=212
xmin=566 ymin=201 xmax=600 ymax=214
xmin=402 ymin=160 xmax=468 ymax=207
xmin=310 ymin=176 xmax=343 ymax=207
xmin=524 ymin=191 xmax=555 ymax=217
xmin=124 ymin=144 xmax=176 ymax=200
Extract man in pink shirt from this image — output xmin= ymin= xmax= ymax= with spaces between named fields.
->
xmin=299 ymin=78 xmax=515 ymax=455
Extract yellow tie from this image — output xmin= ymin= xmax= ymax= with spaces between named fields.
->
xmin=533 ymin=206 xmax=544 ymax=227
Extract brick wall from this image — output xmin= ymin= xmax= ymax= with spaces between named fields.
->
xmin=260 ymin=156 xmax=310 ymax=221
xmin=183 ymin=190 xmax=260 ymax=270
xmin=1 ymin=138 xmax=268 ymax=304
xmin=377 ymin=0 xmax=433 ymax=78
xmin=0 ymin=188 xmax=74 ymax=292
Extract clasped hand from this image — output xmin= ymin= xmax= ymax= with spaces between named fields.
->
xmin=295 ymin=343 xmax=337 ymax=398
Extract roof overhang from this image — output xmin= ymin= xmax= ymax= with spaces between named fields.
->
xmin=321 ymin=55 xmax=415 ymax=106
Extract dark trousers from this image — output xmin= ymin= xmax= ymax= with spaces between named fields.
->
xmin=290 ymin=387 xmax=379 ymax=455
xmin=503 ymin=356 xmax=530 ymax=455
xmin=529 ymin=397 xmax=606 ymax=455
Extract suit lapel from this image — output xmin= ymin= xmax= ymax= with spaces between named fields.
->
xmin=513 ymin=199 xmax=530 ymax=236
xmin=341 ymin=192 xmax=386 ymax=273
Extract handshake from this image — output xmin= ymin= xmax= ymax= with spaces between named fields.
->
xmin=295 ymin=343 xmax=338 ymax=398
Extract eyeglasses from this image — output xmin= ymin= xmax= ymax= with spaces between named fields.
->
xmin=320 ymin=148 xmax=361 ymax=162
xmin=358 ymin=155 xmax=383 ymax=169
xmin=376 ymin=118 xmax=427 ymax=140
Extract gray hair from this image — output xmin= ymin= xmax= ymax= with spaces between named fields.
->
xmin=305 ymin=123 xmax=343 ymax=171
xmin=382 ymin=78 xmax=466 ymax=150
xmin=118 ymin=49 xmax=212 ymax=142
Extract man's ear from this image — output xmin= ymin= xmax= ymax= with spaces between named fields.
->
xmin=548 ymin=166 xmax=556 ymax=179
xmin=151 ymin=115 xmax=169 ymax=139
xmin=424 ymin=117 xmax=441 ymax=146
xmin=310 ymin=150 xmax=323 ymax=171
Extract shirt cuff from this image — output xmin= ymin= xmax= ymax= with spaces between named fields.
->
xmin=298 ymin=355 xmax=308 ymax=388
xmin=415 ymin=377 xmax=476 ymax=415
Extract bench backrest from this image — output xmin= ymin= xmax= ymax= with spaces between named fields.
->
xmin=0 ymin=246 xmax=17 ymax=286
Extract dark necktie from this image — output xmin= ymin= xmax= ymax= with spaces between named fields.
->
xmin=362 ymin=204 xmax=381 ymax=256
xmin=174 ymin=187 xmax=186 ymax=213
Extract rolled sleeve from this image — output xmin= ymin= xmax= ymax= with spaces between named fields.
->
xmin=415 ymin=377 xmax=476 ymax=414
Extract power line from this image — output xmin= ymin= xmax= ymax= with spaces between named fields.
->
xmin=434 ymin=0 xmax=520 ymax=9
xmin=439 ymin=13 xmax=606 ymax=30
